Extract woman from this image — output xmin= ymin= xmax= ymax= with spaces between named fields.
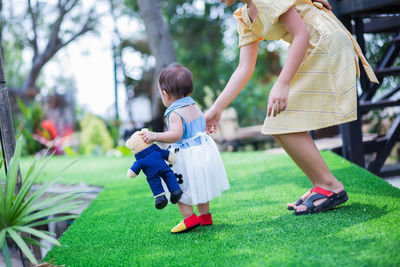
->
xmin=205 ymin=0 xmax=378 ymax=215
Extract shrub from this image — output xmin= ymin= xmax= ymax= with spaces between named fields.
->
xmin=79 ymin=114 xmax=114 ymax=155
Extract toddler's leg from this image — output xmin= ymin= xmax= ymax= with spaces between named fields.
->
xmin=197 ymin=202 xmax=209 ymax=215
xmin=177 ymin=202 xmax=194 ymax=218
xmin=171 ymin=202 xmax=200 ymax=233
xmin=197 ymin=202 xmax=212 ymax=226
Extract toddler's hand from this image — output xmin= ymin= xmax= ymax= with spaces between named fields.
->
xmin=139 ymin=131 xmax=156 ymax=144
xmin=205 ymin=106 xmax=222 ymax=134
xmin=267 ymin=80 xmax=289 ymax=117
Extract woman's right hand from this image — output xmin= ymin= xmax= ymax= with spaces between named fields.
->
xmin=205 ymin=106 xmax=223 ymax=134
xmin=267 ymin=80 xmax=289 ymax=117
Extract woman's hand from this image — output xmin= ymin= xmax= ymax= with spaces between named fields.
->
xmin=139 ymin=131 xmax=156 ymax=144
xmin=205 ymin=106 xmax=223 ymax=134
xmin=267 ymin=80 xmax=289 ymax=117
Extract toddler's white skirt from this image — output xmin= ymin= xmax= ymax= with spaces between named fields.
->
xmin=164 ymin=133 xmax=229 ymax=206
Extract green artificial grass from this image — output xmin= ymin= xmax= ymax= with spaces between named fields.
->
xmin=20 ymin=151 xmax=400 ymax=266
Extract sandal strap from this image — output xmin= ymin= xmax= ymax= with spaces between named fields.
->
xmin=313 ymin=186 xmax=335 ymax=197
xmin=292 ymin=186 xmax=316 ymax=207
xmin=294 ymin=197 xmax=304 ymax=206
xmin=302 ymin=193 xmax=329 ymax=210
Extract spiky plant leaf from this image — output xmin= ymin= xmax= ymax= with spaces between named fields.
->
xmin=0 ymin=160 xmax=5 ymax=217
xmin=29 ymin=190 xmax=83 ymax=212
xmin=1 ymin=137 xmax=83 ymax=265
xmin=22 ymin=236 xmax=47 ymax=248
xmin=4 ymin=136 xmax=23 ymax=212
xmin=0 ymin=229 xmax=6 ymax=249
xmin=7 ymin=228 xmax=37 ymax=264
xmin=21 ymin=201 xmax=82 ymax=224
xmin=27 ymin=215 xmax=76 ymax=228
xmin=1 ymin=237 xmax=11 ymax=267
xmin=14 ymin=226 xmax=61 ymax=246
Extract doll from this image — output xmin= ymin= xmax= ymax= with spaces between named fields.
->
xmin=125 ymin=129 xmax=183 ymax=209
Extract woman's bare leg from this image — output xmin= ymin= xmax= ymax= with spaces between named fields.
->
xmin=274 ymin=134 xmax=316 ymax=184
xmin=273 ymin=131 xmax=344 ymax=212
xmin=274 ymin=135 xmax=316 ymax=209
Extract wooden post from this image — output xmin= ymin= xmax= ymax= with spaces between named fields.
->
xmin=112 ymin=43 xmax=119 ymax=122
xmin=0 ymin=48 xmax=19 ymax=181
xmin=336 ymin=16 xmax=366 ymax=167
xmin=0 ymin=47 xmax=34 ymax=267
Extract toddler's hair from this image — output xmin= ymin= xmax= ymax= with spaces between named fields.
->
xmin=158 ymin=63 xmax=193 ymax=98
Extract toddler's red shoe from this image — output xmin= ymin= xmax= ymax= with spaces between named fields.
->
xmin=198 ymin=213 xmax=213 ymax=226
xmin=171 ymin=213 xmax=200 ymax=234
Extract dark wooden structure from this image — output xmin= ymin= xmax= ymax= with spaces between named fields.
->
xmin=0 ymin=47 xmax=34 ymax=266
xmin=330 ymin=0 xmax=400 ymax=176
xmin=0 ymin=48 xmax=19 ymax=177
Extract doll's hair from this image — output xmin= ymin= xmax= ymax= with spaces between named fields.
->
xmin=158 ymin=63 xmax=193 ymax=98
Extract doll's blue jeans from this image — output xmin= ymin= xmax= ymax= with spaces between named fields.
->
xmin=147 ymin=169 xmax=180 ymax=197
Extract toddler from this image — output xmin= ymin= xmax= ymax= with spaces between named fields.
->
xmin=141 ymin=63 xmax=230 ymax=233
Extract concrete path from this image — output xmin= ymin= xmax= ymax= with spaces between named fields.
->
xmin=266 ymin=137 xmax=400 ymax=189
xmin=385 ymin=176 xmax=400 ymax=188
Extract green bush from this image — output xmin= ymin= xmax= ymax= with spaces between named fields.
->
xmin=79 ymin=114 xmax=114 ymax=155
xmin=106 ymin=120 xmax=121 ymax=148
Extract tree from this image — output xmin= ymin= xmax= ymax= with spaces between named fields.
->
xmin=20 ymin=0 xmax=98 ymax=96
xmin=136 ymin=0 xmax=177 ymax=118
xmin=1 ymin=1 xmax=27 ymax=91
xmin=123 ymin=0 xmax=282 ymax=126
xmin=124 ymin=0 xmax=229 ymax=118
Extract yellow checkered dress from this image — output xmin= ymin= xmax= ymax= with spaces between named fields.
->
xmin=234 ymin=0 xmax=378 ymax=135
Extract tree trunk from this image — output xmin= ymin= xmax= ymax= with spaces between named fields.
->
xmin=137 ymin=0 xmax=176 ymax=118
xmin=0 ymin=0 xmax=3 ymax=54
xmin=0 ymin=47 xmax=35 ymax=267
xmin=21 ymin=54 xmax=50 ymax=94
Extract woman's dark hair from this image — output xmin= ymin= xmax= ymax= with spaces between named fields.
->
xmin=158 ymin=63 xmax=193 ymax=98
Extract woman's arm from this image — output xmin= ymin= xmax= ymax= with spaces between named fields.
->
xmin=205 ymin=40 xmax=259 ymax=133
xmin=267 ymin=7 xmax=310 ymax=117
xmin=141 ymin=112 xmax=183 ymax=143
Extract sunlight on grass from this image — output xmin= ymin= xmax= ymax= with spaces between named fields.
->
xmin=17 ymin=151 xmax=399 ymax=266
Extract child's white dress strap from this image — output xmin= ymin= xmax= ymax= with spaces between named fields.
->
xmin=169 ymin=132 xmax=208 ymax=148
xmin=180 ymin=132 xmax=207 ymax=144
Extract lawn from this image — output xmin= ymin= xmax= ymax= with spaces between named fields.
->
xmin=21 ymin=151 xmax=400 ymax=266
